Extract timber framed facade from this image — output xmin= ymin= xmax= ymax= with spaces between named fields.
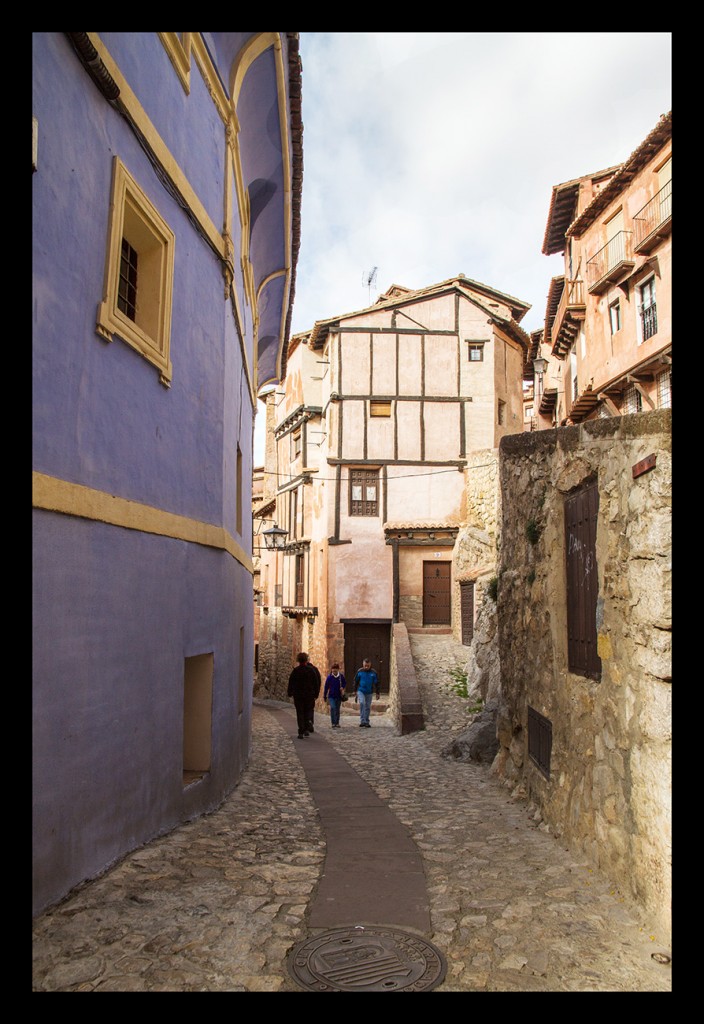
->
xmin=255 ymin=275 xmax=531 ymax=695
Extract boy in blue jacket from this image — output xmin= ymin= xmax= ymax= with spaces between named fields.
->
xmin=353 ymin=658 xmax=380 ymax=728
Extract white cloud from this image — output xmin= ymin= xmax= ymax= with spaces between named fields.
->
xmin=254 ymin=31 xmax=671 ymax=462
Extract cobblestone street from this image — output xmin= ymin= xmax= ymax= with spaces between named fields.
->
xmin=32 ymin=634 xmax=671 ymax=992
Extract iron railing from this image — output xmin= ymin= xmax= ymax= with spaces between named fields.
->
xmin=633 ymin=179 xmax=672 ymax=250
xmin=641 ymin=302 xmax=658 ymax=341
xmin=586 ymin=230 xmax=633 ymax=288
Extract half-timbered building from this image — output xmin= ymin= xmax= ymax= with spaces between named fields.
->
xmin=255 ymin=275 xmax=531 ymax=695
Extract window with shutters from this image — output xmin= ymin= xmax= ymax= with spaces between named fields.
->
xmin=292 ymin=430 xmax=302 ymax=460
xmin=350 ymin=468 xmax=379 ymax=516
xmin=460 ymin=581 xmax=475 ymax=645
xmin=370 ymin=401 xmax=391 ymax=417
xmin=609 ymin=299 xmax=621 ymax=334
xmin=528 ymin=706 xmax=552 ymax=779
xmin=295 ymin=552 xmax=305 ymax=606
xmin=565 ymin=480 xmax=602 ymax=679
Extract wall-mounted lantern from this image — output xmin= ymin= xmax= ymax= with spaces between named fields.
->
xmin=261 ymin=523 xmax=288 ymax=550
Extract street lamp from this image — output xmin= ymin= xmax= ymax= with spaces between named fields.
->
xmin=533 ymin=355 xmax=548 ymax=413
xmin=261 ymin=522 xmax=288 ymax=550
xmin=533 ymin=355 xmax=548 ymax=378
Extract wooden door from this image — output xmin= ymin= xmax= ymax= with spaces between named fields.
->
xmin=423 ymin=561 xmax=451 ymax=625
xmin=460 ymin=581 xmax=474 ymax=645
xmin=565 ymin=481 xmax=601 ymax=679
xmin=343 ymin=622 xmax=390 ymax=693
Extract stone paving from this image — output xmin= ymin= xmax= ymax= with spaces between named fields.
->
xmin=31 ymin=633 xmax=672 ymax=992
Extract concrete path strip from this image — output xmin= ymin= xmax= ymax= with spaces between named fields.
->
xmin=270 ymin=707 xmax=431 ymax=933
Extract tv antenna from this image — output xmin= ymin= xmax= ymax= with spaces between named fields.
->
xmin=363 ymin=266 xmax=378 ymax=304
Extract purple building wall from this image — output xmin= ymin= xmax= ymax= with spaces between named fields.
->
xmin=32 ymin=32 xmax=302 ymax=914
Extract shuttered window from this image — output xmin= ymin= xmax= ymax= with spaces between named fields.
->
xmin=350 ymin=469 xmax=379 ymax=516
xmin=460 ymin=581 xmax=474 ymax=645
xmin=565 ymin=481 xmax=602 ymax=679
xmin=528 ymin=706 xmax=552 ymax=779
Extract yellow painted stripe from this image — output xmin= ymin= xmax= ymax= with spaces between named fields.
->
xmin=88 ymin=33 xmax=226 ymax=262
xmin=33 ymin=472 xmax=252 ymax=572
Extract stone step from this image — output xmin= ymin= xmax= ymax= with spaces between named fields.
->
xmin=339 ymin=701 xmax=389 ymax=716
xmin=407 ymin=627 xmax=452 ymax=634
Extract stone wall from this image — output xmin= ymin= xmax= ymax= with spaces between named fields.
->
xmin=399 ymin=594 xmax=423 ymax=629
xmin=452 ymin=449 xmax=500 ymax=642
xmin=494 ymin=409 xmax=671 ymax=942
xmin=389 ymin=622 xmax=424 ymax=735
xmin=255 ymin=609 xmax=301 ymax=701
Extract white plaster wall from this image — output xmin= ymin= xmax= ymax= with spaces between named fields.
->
xmin=396 ymin=401 xmax=421 ymax=460
xmin=386 ymin=465 xmax=464 ymax=523
xmin=341 ymin=401 xmax=366 ymax=460
xmin=341 ymin=334 xmax=371 ymax=394
xmin=372 ymin=333 xmax=397 ymax=394
xmin=367 ymin=413 xmax=395 ymax=460
xmin=424 ymin=335 xmax=458 ymax=395
xmin=398 ymin=336 xmax=422 ymax=394
xmin=423 ymin=402 xmax=463 ymax=461
xmin=329 ymin=536 xmax=393 ymax=619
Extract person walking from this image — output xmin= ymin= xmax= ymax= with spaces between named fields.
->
xmin=287 ymin=652 xmax=320 ymax=739
xmin=323 ymin=663 xmax=347 ymax=728
xmin=353 ymin=658 xmax=380 ymax=728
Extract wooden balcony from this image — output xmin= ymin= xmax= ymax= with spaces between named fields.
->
xmin=633 ymin=179 xmax=672 ymax=254
xmin=586 ymin=231 xmax=635 ymax=295
xmin=550 ymin=278 xmax=586 ymax=356
xmin=568 ymin=381 xmax=600 ymax=422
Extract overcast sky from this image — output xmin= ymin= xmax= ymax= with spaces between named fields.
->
xmin=255 ymin=31 xmax=671 ymax=462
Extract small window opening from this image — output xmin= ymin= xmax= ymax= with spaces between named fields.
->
xmin=183 ymin=653 xmax=213 ymax=786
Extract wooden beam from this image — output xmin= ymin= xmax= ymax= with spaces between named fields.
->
xmin=631 ymin=380 xmax=655 ymax=410
xmin=598 ymin=394 xmax=620 ymax=417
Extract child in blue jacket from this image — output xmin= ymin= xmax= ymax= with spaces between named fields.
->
xmin=323 ymin=663 xmax=347 ymax=728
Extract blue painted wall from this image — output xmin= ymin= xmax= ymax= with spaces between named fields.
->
xmin=32 ymin=32 xmax=298 ymax=914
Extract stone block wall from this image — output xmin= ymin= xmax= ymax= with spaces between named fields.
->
xmin=494 ymin=409 xmax=671 ymax=942
xmin=452 ymin=449 xmax=500 ymax=641
xmin=398 ymin=594 xmax=423 ymax=629
xmin=389 ymin=622 xmax=425 ymax=735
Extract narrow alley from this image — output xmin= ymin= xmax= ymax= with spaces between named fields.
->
xmin=32 ymin=634 xmax=671 ymax=993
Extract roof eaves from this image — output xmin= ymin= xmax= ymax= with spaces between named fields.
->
xmin=566 ymin=112 xmax=672 ymax=239
xmin=541 ymin=165 xmax=623 ymax=255
xmin=308 ymin=275 xmax=532 ymax=343
xmin=278 ymin=33 xmax=304 ymax=384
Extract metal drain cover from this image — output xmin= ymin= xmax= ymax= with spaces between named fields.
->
xmin=287 ymin=926 xmax=447 ymax=992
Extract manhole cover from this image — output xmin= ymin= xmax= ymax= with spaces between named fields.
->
xmin=287 ymin=926 xmax=447 ymax=992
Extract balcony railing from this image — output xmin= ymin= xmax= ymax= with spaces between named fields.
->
xmin=586 ymin=230 xmax=635 ymax=294
xmin=550 ymin=278 xmax=586 ymax=355
xmin=633 ymin=179 xmax=672 ymax=254
xmin=641 ymin=303 xmax=658 ymax=341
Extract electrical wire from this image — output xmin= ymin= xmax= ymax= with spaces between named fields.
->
xmin=259 ymin=460 xmax=499 ymax=482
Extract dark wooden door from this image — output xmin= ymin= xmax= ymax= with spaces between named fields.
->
xmin=423 ymin=561 xmax=451 ymax=625
xmin=565 ymin=481 xmax=601 ymax=679
xmin=460 ymin=581 xmax=474 ymax=644
xmin=343 ymin=622 xmax=390 ymax=693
